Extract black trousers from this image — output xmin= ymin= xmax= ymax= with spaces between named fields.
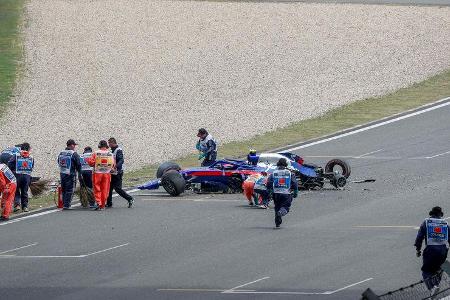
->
xmin=14 ymin=174 xmax=31 ymax=208
xmin=107 ymin=172 xmax=132 ymax=206
xmin=273 ymin=193 xmax=293 ymax=226
xmin=422 ymin=245 xmax=448 ymax=289
xmin=60 ymin=173 xmax=76 ymax=208
xmin=81 ymin=171 xmax=93 ymax=189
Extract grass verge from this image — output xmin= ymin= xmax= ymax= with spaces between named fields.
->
xmin=23 ymin=69 xmax=450 ymax=212
xmin=0 ymin=0 xmax=24 ymax=116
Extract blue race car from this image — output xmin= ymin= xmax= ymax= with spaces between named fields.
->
xmin=138 ymin=152 xmax=350 ymax=196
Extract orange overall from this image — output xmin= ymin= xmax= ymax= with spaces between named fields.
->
xmin=88 ymin=148 xmax=115 ymax=208
xmin=0 ymin=164 xmax=17 ymax=219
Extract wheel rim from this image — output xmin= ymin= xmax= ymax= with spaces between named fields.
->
xmin=164 ymin=181 xmax=176 ymax=194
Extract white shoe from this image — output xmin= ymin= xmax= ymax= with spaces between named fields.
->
xmin=430 ymin=285 xmax=440 ymax=299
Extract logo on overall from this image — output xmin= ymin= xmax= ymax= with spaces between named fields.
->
xmin=278 ymin=178 xmax=286 ymax=185
xmin=434 ymin=227 xmax=443 ymax=234
xmin=22 ymin=161 xmax=29 ymax=168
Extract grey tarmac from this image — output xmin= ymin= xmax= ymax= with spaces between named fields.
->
xmin=0 ymin=99 xmax=450 ymax=300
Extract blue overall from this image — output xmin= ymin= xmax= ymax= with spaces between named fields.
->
xmin=8 ymin=153 xmax=34 ymax=209
xmin=58 ymin=149 xmax=82 ymax=208
xmin=415 ymin=217 xmax=450 ymax=289
xmin=267 ymin=168 xmax=298 ymax=226
xmin=197 ymin=135 xmax=217 ymax=167
xmin=0 ymin=147 xmax=20 ymax=164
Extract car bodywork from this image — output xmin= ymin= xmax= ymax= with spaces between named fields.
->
xmin=138 ymin=152 xmax=350 ymax=196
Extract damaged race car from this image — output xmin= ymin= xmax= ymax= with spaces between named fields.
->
xmin=137 ymin=152 xmax=351 ymax=196
xmin=252 ymin=152 xmax=351 ymax=190
xmin=138 ymin=159 xmax=264 ymax=196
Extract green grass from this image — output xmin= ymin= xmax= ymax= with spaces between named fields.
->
xmin=0 ymin=0 xmax=24 ymax=116
xmin=123 ymin=69 xmax=450 ymax=187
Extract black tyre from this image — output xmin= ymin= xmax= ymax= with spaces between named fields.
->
xmin=156 ymin=162 xmax=181 ymax=178
xmin=331 ymin=175 xmax=347 ymax=189
xmin=325 ymin=159 xmax=351 ymax=178
xmin=228 ymin=176 xmax=243 ymax=193
xmin=161 ymin=170 xmax=186 ymax=196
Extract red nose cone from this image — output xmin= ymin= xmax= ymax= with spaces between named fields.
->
xmin=101 ymin=159 xmax=108 ymax=164
xmin=434 ymin=227 xmax=442 ymax=233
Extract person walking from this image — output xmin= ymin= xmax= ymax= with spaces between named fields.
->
xmin=0 ymin=163 xmax=17 ymax=221
xmin=107 ymin=138 xmax=133 ymax=208
xmin=266 ymin=158 xmax=298 ymax=228
xmin=8 ymin=143 xmax=34 ymax=212
xmin=196 ymin=128 xmax=217 ymax=167
xmin=57 ymin=139 xmax=83 ymax=210
xmin=415 ymin=206 xmax=450 ymax=297
xmin=88 ymin=140 xmax=114 ymax=210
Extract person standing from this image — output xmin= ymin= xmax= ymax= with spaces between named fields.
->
xmin=57 ymin=139 xmax=83 ymax=210
xmin=88 ymin=140 xmax=114 ymax=210
xmin=0 ymin=144 xmax=22 ymax=164
xmin=107 ymin=138 xmax=133 ymax=208
xmin=196 ymin=128 xmax=217 ymax=167
xmin=415 ymin=206 xmax=450 ymax=297
xmin=266 ymin=158 xmax=298 ymax=228
xmin=80 ymin=146 xmax=96 ymax=208
xmin=0 ymin=163 xmax=17 ymax=221
xmin=8 ymin=143 xmax=34 ymax=212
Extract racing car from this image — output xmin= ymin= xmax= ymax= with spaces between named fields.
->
xmin=137 ymin=152 xmax=351 ymax=196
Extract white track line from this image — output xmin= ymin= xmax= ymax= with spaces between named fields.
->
xmin=222 ymin=277 xmax=270 ymax=293
xmin=81 ymin=243 xmax=129 ymax=257
xmin=286 ymin=97 xmax=450 ymax=152
xmin=0 ymin=243 xmax=38 ymax=255
xmin=0 ymin=187 xmax=134 ymax=226
xmin=0 ymin=243 xmax=129 ymax=258
xmin=357 ymin=149 xmax=383 ymax=158
xmin=157 ymin=289 xmax=256 ymax=292
xmin=426 ymin=150 xmax=450 ymax=159
xmin=225 ymin=278 xmax=373 ymax=295
xmin=326 ymin=278 xmax=373 ymax=294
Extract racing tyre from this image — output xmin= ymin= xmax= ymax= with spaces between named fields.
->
xmin=156 ymin=162 xmax=181 ymax=178
xmin=331 ymin=175 xmax=347 ymax=189
xmin=325 ymin=159 xmax=351 ymax=178
xmin=161 ymin=170 xmax=186 ymax=196
xmin=228 ymin=176 xmax=243 ymax=193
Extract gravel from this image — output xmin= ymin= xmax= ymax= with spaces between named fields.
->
xmin=1 ymin=0 xmax=449 ymax=178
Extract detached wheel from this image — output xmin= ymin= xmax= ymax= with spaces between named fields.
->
xmin=331 ymin=175 xmax=347 ymax=189
xmin=161 ymin=170 xmax=185 ymax=196
xmin=156 ymin=162 xmax=181 ymax=178
xmin=325 ymin=159 xmax=351 ymax=178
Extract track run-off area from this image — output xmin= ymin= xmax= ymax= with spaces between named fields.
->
xmin=0 ymin=97 xmax=449 ymax=299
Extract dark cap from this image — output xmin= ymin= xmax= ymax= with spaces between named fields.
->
xmin=277 ymin=158 xmax=288 ymax=168
xmin=429 ymin=206 xmax=444 ymax=217
xmin=83 ymin=146 xmax=93 ymax=153
xmin=21 ymin=142 xmax=31 ymax=151
xmin=197 ymin=128 xmax=208 ymax=137
xmin=98 ymin=140 xmax=109 ymax=149
xmin=66 ymin=139 xmax=78 ymax=146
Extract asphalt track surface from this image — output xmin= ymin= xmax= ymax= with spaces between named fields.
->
xmin=1 ymin=98 xmax=450 ymax=300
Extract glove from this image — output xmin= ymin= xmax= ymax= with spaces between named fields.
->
xmin=198 ymin=153 xmax=206 ymax=160
xmin=416 ymin=250 xmax=422 ymax=257
xmin=293 ymin=190 xmax=298 ymax=198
